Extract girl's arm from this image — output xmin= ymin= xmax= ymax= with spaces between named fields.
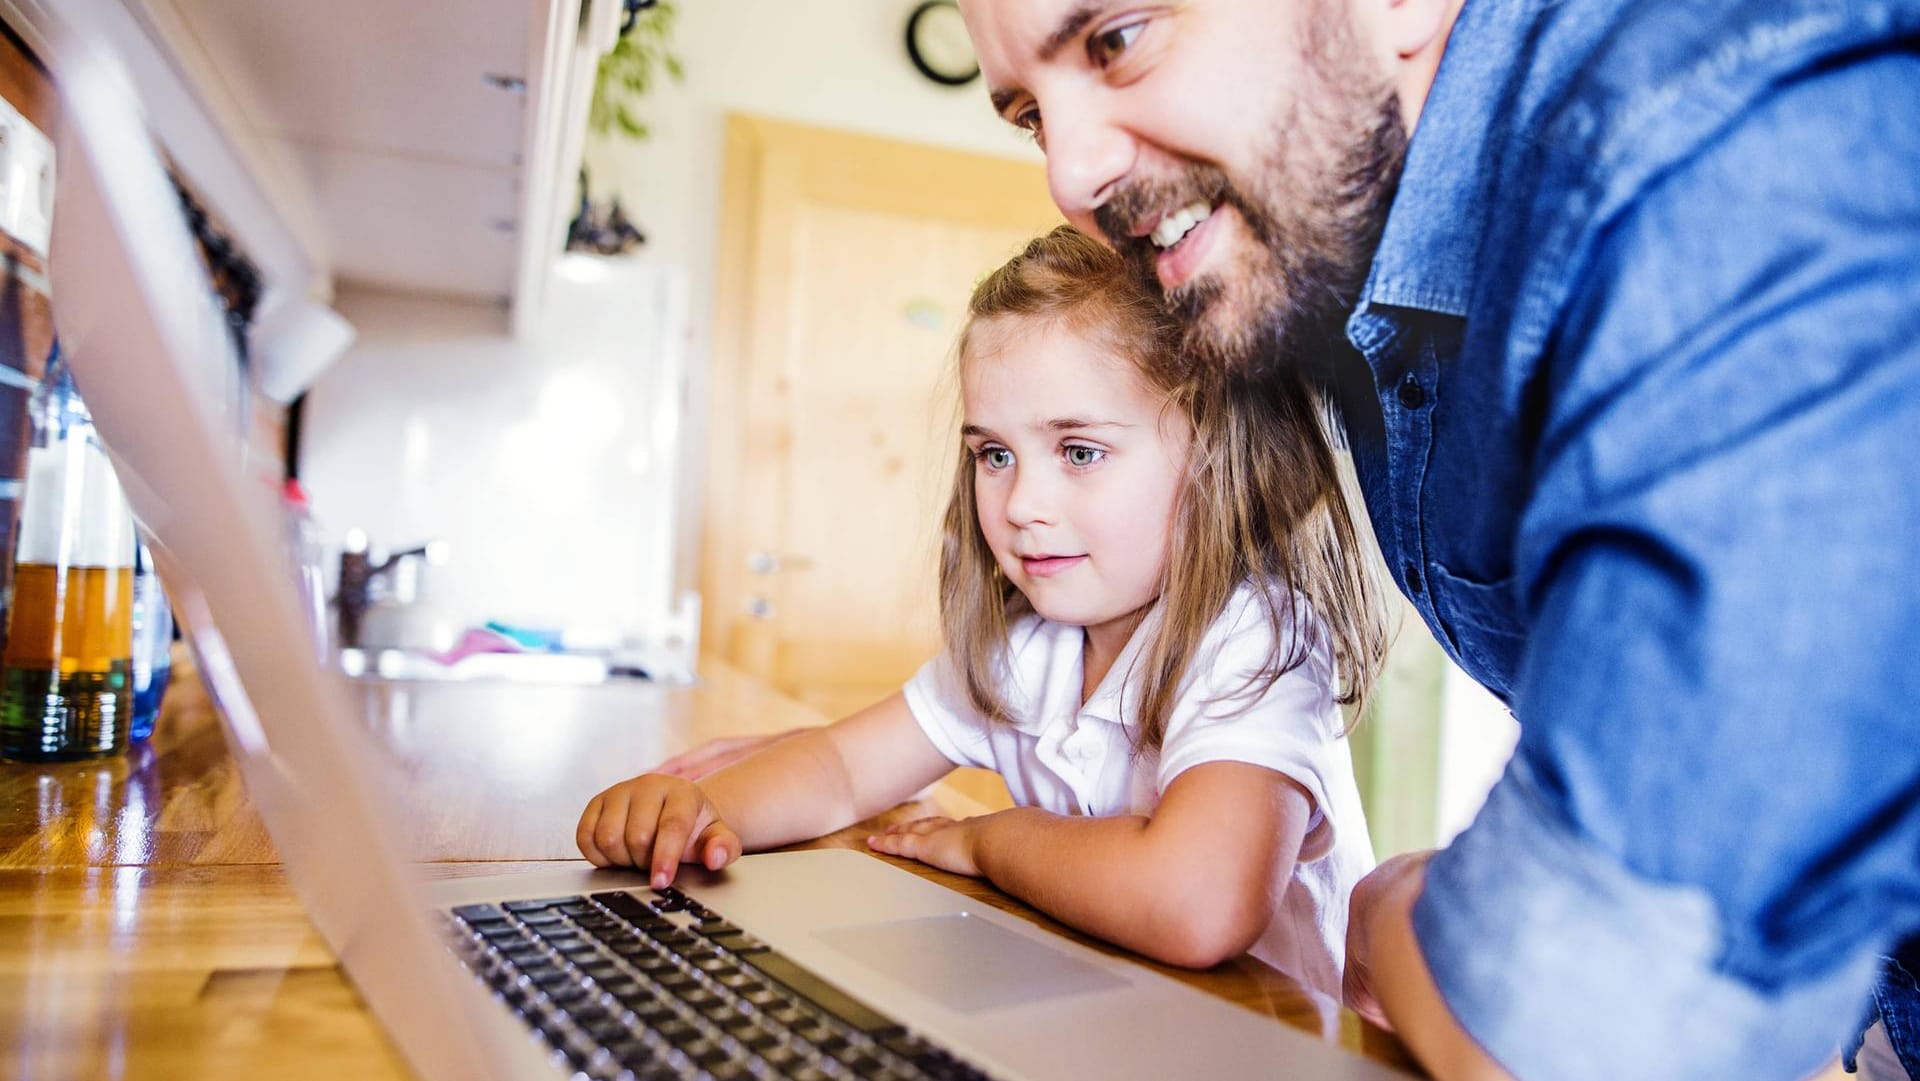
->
xmin=579 ymin=691 xmax=954 ymax=884
xmin=869 ymin=761 xmax=1310 ymax=969
xmin=701 ymin=691 xmax=955 ymax=847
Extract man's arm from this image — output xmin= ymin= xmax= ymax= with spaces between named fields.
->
xmin=1367 ymin=55 xmax=1920 ymax=1080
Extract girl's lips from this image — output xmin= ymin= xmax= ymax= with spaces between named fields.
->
xmin=1021 ymin=555 xmax=1086 ymax=578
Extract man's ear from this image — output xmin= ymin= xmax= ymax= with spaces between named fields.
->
xmin=1355 ymin=0 xmax=1465 ymax=128
xmin=1375 ymin=0 xmax=1458 ymax=59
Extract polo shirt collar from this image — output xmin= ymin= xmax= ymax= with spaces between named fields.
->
xmin=1078 ymin=605 xmax=1162 ymax=728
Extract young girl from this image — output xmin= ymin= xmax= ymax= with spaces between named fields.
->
xmin=578 ymin=226 xmax=1387 ymax=998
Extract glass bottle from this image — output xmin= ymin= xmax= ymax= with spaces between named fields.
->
xmin=128 ymin=538 xmax=173 ymax=742
xmin=0 ymin=343 xmax=137 ymax=760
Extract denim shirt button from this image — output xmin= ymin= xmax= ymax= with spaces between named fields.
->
xmin=1404 ymin=561 xmax=1424 ymax=595
xmin=1397 ymin=373 xmax=1428 ymax=409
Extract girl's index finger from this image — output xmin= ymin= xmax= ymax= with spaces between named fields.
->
xmin=649 ymin=786 xmax=703 ymax=888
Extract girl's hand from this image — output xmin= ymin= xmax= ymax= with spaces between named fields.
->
xmin=866 ymin=815 xmax=989 ymax=877
xmin=577 ymin=774 xmax=743 ymax=888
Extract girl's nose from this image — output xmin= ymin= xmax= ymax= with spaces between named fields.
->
xmin=1003 ymin=467 xmax=1055 ymax=527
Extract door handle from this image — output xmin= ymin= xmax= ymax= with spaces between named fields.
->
xmin=748 ymin=551 xmax=815 ymax=575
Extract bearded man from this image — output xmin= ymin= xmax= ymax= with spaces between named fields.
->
xmin=955 ymin=0 xmax=1920 ymax=1077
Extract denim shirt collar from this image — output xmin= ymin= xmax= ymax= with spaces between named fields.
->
xmin=1352 ymin=0 xmax=1539 ymax=326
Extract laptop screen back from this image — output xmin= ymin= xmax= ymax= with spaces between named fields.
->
xmin=45 ymin=13 xmax=517 ymax=1079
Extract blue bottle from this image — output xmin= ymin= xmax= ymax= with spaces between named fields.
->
xmin=128 ymin=539 xmax=172 ymax=742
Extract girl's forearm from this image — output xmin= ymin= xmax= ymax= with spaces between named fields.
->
xmin=973 ymin=807 xmax=1278 ymax=969
xmin=699 ymin=728 xmax=864 ymax=850
xmin=693 ymin=692 xmax=956 ymax=853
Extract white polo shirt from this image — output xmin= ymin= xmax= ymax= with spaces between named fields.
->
xmin=902 ymin=582 xmax=1374 ymax=1000
xmin=902 ymin=587 xmax=1374 ymax=1006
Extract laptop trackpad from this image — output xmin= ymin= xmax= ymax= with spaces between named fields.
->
xmin=815 ymin=912 xmax=1128 ymax=1013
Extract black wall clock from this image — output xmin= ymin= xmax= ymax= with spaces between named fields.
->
xmin=905 ymin=0 xmax=981 ymax=87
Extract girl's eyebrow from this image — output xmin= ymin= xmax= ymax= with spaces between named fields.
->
xmin=961 ymin=419 xmax=1133 ymax=440
xmin=1045 ymin=418 xmax=1132 ymax=432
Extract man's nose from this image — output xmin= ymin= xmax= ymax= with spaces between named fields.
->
xmin=1041 ymin=99 xmax=1135 ymax=232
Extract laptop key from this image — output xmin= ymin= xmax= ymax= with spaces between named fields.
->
xmin=630 ymin=1001 xmax=676 ymax=1025
xmin=737 ymin=1029 xmax=780 ymax=1051
xmin=708 ymin=931 xmax=771 ymax=955
xmin=653 ymin=1018 xmax=698 ymax=1044
xmin=451 ymin=903 xmax=506 ymax=923
xmin=505 ymin=896 xmax=584 ymax=911
xmin=680 ymin=1039 xmax=728 ymax=1066
xmin=757 ymin=1044 xmax=802 ymax=1070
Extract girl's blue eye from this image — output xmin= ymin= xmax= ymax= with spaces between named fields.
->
xmin=979 ymin=447 xmax=1014 ymax=470
xmin=1064 ymin=445 xmax=1105 ymax=467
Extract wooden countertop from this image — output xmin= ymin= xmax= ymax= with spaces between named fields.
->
xmin=0 ymin=652 xmax=1418 ymax=1079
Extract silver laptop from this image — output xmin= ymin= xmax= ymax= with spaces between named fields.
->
xmin=47 ymin=25 xmax=1405 ymax=1081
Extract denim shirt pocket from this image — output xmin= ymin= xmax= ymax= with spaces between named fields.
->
xmin=1429 ymin=563 xmax=1528 ymax=701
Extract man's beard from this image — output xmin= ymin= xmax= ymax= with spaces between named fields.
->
xmin=1093 ymin=16 xmax=1409 ymax=376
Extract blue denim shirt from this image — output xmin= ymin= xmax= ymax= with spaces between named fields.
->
xmin=1333 ymin=1 xmax=1920 ymax=1076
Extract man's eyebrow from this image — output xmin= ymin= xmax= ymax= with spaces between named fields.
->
xmin=1038 ymin=2 xmax=1106 ymax=62
xmin=988 ymin=3 xmax=1109 ymax=119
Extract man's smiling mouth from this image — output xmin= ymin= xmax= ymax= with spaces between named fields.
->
xmin=1150 ymin=200 xmax=1215 ymax=249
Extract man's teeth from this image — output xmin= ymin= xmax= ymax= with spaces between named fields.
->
xmin=1150 ymin=201 xmax=1214 ymax=250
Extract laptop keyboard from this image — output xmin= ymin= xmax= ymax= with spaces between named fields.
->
xmin=445 ymin=886 xmax=999 ymax=1081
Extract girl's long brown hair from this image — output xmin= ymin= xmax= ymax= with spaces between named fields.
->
xmin=941 ymin=226 xmax=1388 ymax=750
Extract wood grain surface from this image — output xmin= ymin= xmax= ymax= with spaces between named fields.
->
xmin=0 ymin=652 xmax=1418 ymax=1079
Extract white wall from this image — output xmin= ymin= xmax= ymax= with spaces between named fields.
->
xmin=1435 ymin=666 xmax=1522 ymax=845
xmin=584 ymin=0 xmax=1038 ymax=287
xmin=302 ymin=258 xmax=692 ymax=654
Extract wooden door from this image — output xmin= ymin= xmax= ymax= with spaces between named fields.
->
xmin=703 ymin=116 xmax=1059 ymax=730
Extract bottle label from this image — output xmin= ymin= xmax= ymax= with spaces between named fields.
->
xmin=19 ymin=435 xmax=135 ymax=568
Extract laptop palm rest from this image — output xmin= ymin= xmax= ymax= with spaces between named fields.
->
xmin=816 ymin=913 xmax=1127 ymax=1012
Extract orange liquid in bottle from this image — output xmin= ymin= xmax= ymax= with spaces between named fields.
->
xmin=0 ymin=562 xmax=135 ymax=760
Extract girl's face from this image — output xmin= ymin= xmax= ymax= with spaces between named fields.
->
xmin=962 ymin=314 xmax=1191 ymax=649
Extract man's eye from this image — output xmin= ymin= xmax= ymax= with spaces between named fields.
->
xmin=1064 ymin=445 xmax=1106 ymax=467
xmin=1088 ymin=20 xmax=1145 ymax=68
xmin=979 ymin=447 xmax=1014 ymax=469
xmin=1012 ymin=106 xmax=1042 ymax=138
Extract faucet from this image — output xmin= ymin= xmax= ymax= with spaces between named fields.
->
xmin=335 ymin=529 xmax=449 ymax=650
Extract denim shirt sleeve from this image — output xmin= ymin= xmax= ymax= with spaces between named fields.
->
xmin=1415 ymin=54 xmax=1920 ymax=1079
